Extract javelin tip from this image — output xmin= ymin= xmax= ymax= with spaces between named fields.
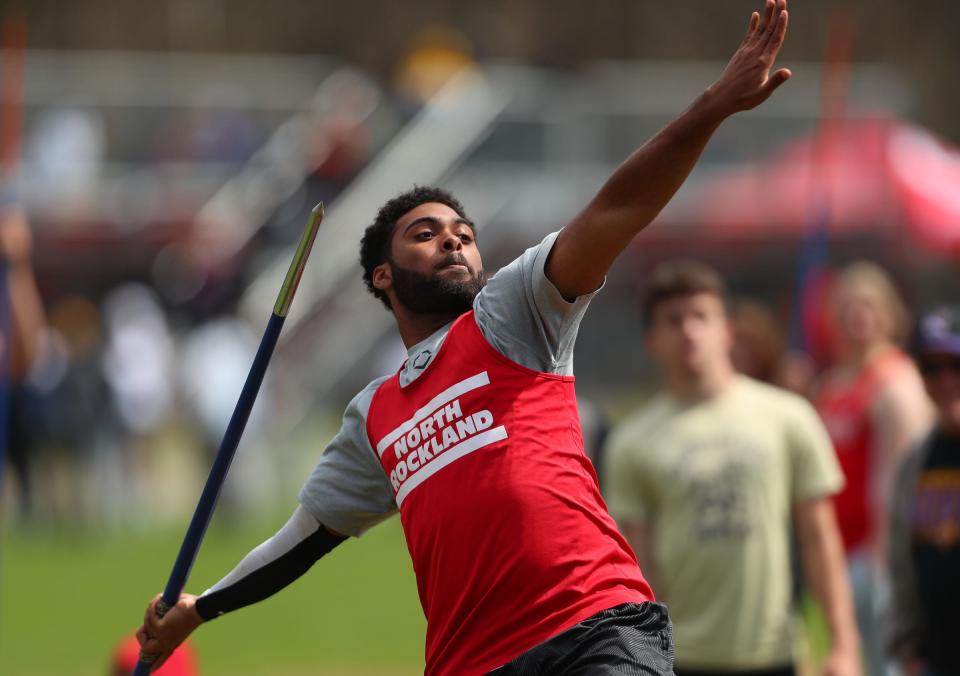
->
xmin=274 ymin=203 xmax=325 ymax=317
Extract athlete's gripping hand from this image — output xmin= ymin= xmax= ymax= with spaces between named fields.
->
xmin=136 ymin=593 xmax=204 ymax=671
xmin=707 ymin=0 xmax=791 ymax=117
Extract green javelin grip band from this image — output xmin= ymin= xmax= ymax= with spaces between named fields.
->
xmin=274 ymin=202 xmax=325 ymax=317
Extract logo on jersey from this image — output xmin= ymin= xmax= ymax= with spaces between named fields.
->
xmin=376 ymin=371 xmax=507 ymax=506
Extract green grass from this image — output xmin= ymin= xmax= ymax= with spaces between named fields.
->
xmin=0 ymin=513 xmax=836 ymax=676
xmin=0 ymin=516 xmax=426 ymax=675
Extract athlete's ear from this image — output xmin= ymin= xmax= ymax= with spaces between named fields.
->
xmin=372 ymin=261 xmax=393 ymax=292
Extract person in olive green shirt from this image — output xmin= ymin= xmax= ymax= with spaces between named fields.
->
xmin=604 ymin=260 xmax=861 ymax=676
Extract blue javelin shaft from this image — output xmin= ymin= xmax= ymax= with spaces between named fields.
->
xmin=133 ymin=203 xmax=323 ymax=676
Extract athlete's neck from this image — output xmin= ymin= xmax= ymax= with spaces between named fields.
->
xmin=394 ymin=307 xmax=463 ymax=349
xmin=665 ymin=360 xmax=736 ymax=402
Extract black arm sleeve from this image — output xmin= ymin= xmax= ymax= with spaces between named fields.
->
xmin=194 ymin=526 xmax=346 ymax=621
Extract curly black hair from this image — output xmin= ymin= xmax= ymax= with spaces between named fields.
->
xmin=359 ymin=186 xmax=468 ymax=310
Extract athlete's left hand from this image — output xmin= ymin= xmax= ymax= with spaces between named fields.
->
xmin=137 ymin=593 xmax=204 ymax=671
xmin=821 ymin=646 xmax=864 ymax=676
xmin=706 ymin=0 xmax=791 ymax=117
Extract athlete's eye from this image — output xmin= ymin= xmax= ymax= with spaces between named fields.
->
xmin=458 ymin=233 xmax=473 ymax=244
xmin=416 ymin=231 xmax=433 ymax=240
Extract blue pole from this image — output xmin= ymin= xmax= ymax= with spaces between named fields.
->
xmin=788 ymin=204 xmax=830 ymax=352
xmin=133 ymin=203 xmax=323 ymax=675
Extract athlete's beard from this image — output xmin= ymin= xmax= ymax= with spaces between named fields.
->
xmin=389 ymin=254 xmax=485 ymax=316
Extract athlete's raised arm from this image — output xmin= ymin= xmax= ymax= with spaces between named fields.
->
xmin=547 ymin=0 xmax=791 ymax=300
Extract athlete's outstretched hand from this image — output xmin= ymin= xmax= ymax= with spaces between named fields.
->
xmin=548 ymin=0 xmax=792 ymax=300
xmin=708 ymin=0 xmax=791 ymax=116
xmin=136 ymin=593 xmax=204 ymax=671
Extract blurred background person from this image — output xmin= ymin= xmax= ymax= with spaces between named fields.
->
xmin=111 ymin=634 xmax=198 ymax=676
xmin=0 ymin=202 xmax=45 ymax=518
xmin=605 ymin=260 xmax=860 ymax=676
xmin=578 ymin=395 xmax=612 ymax=491
xmin=888 ymin=306 xmax=960 ymax=676
xmin=392 ymin=24 xmax=477 ymax=107
xmin=731 ymin=297 xmax=788 ymax=385
xmin=730 ymin=297 xmax=822 ymax=397
xmin=100 ymin=282 xmax=178 ymax=525
xmin=813 ymin=261 xmax=933 ymax=676
xmin=26 ymin=293 xmax=112 ymax=524
xmin=178 ymin=313 xmax=277 ymax=519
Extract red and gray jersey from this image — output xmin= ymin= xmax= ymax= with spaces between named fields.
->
xmin=367 ymin=311 xmax=653 ymax=676
xmin=297 ymin=232 xmax=652 ymax=673
xmin=299 ymin=231 xmax=597 ymax=538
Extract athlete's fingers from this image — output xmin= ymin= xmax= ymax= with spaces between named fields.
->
xmin=144 ymin=598 xmax=166 ymax=636
xmin=765 ymin=10 xmax=789 ymax=54
xmin=143 ymin=595 xmax=161 ymax=629
xmin=139 ymin=635 xmax=163 ymax=655
xmin=762 ymin=68 xmax=792 ymax=95
xmin=764 ymin=0 xmax=784 ymax=40
xmin=744 ymin=11 xmax=760 ymax=42
xmin=136 ymin=625 xmax=151 ymax=648
xmin=758 ymin=0 xmax=775 ymax=34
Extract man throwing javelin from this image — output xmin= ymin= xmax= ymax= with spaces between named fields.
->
xmin=138 ymin=2 xmax=792 ymax=674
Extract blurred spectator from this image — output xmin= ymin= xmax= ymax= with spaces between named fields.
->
xmin=111 ymin=634 xmax=199 ymax=676
xmin=731 ymin=298 xmax=787 ymax=384
xmin=813 ymin=262 xmax=933 ymax=676
xmin=28 ymin=294 xmax=113 ymax=523
xmin=888 ymin=307 xmax=960 ymax=676
xmin=308 ymin=68 xmax=382 ymax=197
xmin=153 ymin=86 xmax=261 ymax=165
xmin=0 ymin=204 xmax=46 ymax=518
xmin=605 ymin=261 xmax=860 ymax=676
xmin=577 ymin=395 xmax=610 ymax=490
xmin=23 ymin=107 xmax=105 ymax=220
xmin=731 ymin=297 xmax=819 ymax=396
xmin=393 ymin=24 xmax=477 ymax=106
xmin=101 ymin=282 xmax=178 ymax=523
xmin=178 ymin=314 xmax=276 ymax=517
xmin=102 ymin=283 xmax=176 ymax=436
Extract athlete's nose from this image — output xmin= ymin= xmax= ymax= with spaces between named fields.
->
xmin=440 ymin=230 xmax=462 ymax=252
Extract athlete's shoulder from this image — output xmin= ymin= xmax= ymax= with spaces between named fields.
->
xmin=350 ymin=374 xmax=394 ymax=420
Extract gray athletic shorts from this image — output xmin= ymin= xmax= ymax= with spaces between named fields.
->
xmin=489 ymin=602 xmax=675 ymax=675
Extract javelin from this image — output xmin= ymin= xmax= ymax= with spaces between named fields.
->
xmin=132 ymin=203 xmax=324 ymax=676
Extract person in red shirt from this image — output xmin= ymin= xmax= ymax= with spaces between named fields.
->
xmin=138 ymin=2 xmax=794 ymax=673
xmin=112 ymin=635 xmax=198 ymax=676
xmin=814 ymin=262 xmax=932 ymax=676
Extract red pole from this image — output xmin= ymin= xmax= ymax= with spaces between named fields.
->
xmin=0 ymin=13 xmax=26 ymax=181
